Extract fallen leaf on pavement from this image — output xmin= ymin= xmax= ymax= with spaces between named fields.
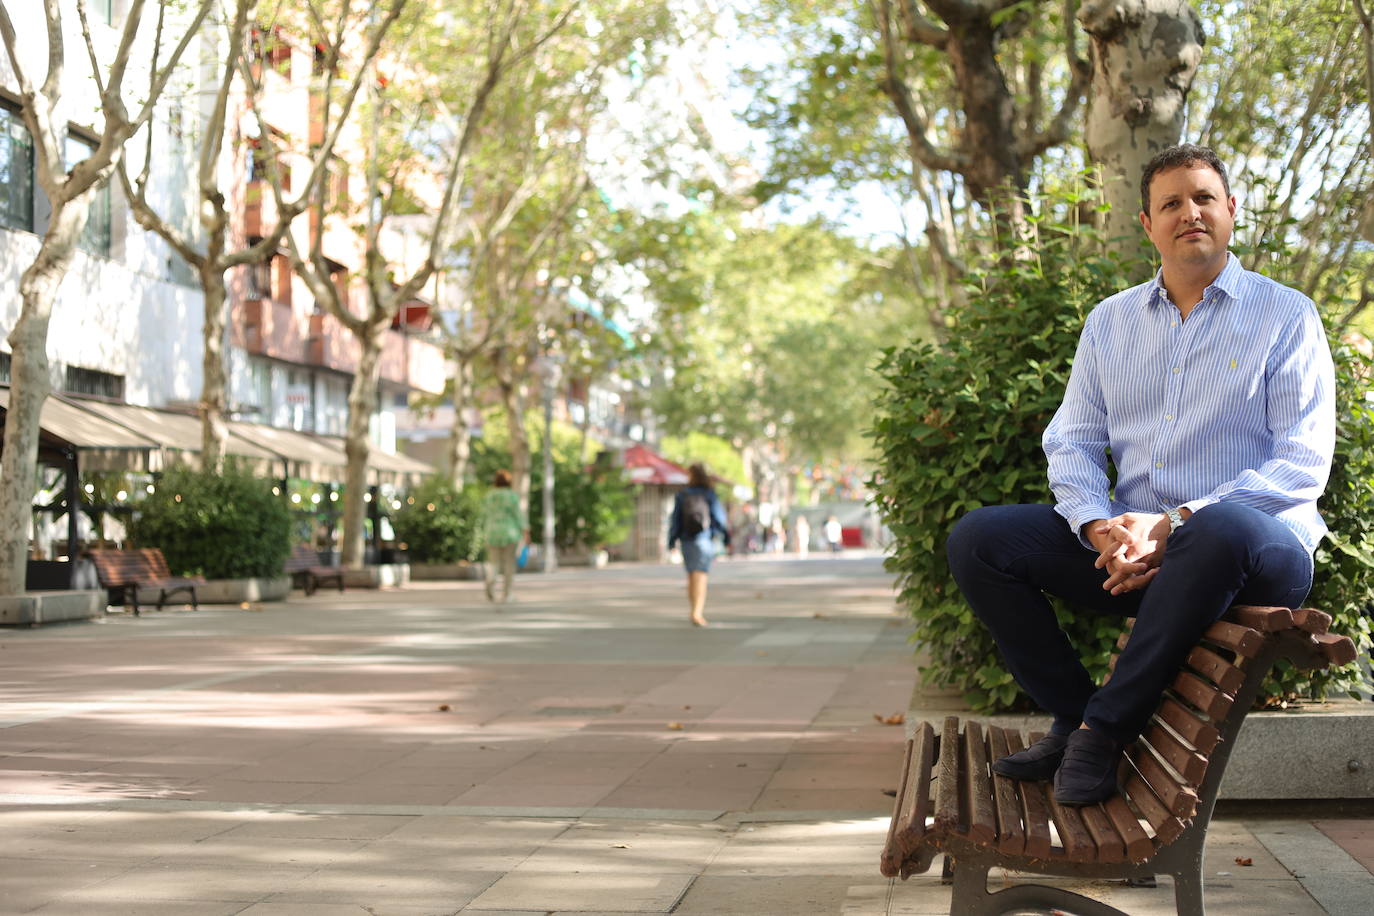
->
xmin=813 ymin=612 xmax=826 ymax=618
xmin=1235 ymin=857 xmax=1253 ymax=867
xmin=874 ymin=713 xmax=906 ymax=726
xmin=611 ymin=844 xmax=630 ymax=849
xmin=882 ymin=789 xmax=898 ymax=797
xmin=437 ymin=704 xmax=451 ymax=712
xmin=667 ymin=722 xmax=684 ymax=730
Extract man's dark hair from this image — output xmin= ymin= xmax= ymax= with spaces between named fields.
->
xmin=1140 ymin=143 xmax=1231 ymax=214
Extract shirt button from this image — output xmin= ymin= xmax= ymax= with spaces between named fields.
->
xmin=1155 ymin=462 xmax=1164 ymax=469
xmin=1172 ymin=367 xmax=1181 ymax=374
xmin=1165 ymin=414 xmax=1174 ymax=421
xmin=1171 ymin=321 xmax=1178 ymax=327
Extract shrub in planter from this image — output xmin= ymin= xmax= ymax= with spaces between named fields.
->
xmin=392 ymin=477 xmax=483 ymax=564
xmin=529 ymin=458 xmax=633 ymax=551
xmin=869 ymin=189 xmax=1373 ymax=713
xmin=129 ymin=465 xmax=291 ymax=579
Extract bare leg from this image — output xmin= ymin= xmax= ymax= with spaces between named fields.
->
xmin=499 ymin=544 xmax=516 ymax=602
xmin=688 ymin=570 xmax=709 ymax=626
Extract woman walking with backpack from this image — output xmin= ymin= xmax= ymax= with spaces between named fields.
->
xmin=667 ymin=463 xmax=730 ymax=627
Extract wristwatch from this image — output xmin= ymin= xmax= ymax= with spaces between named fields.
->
xmin=1166 ymin=506 xmax=1186 ymax=533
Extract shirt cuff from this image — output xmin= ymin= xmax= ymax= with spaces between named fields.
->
xmin=1066 ymin=507 xmax=1113 ymax=550
xmin=1180 ymin=496 xmax=1217 ymax=517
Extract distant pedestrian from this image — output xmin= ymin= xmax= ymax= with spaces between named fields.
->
xmin=794 ymin=514 xmax=810 ymax=558
xmin=481 ymin=469 xmax=527 ymax=604
xmin=824 ymin=515 xmax=843 ymax=554
xmin=667 ymin=463 xmax=731 ymax=627
xmin=770 ymin=515 xmax=786 ymax=554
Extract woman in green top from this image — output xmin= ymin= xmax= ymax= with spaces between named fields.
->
xmin=481 ymin=469 xmax=527 ymax=603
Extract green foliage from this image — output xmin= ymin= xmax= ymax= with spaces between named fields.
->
xmin=659 ymin=432 xmax=747 ymax=486
xmin=1296 ymin=334 xmax=1374 ymax=700
xmin=392 ymin=477 xmax=484 ymax=564
xmin=529 ymin=458 xmax=633 ymax=551
xmin=129 ymin=465 xmax=290 ymax=580
xmin=871 ymin=189 xmax=1138 ymax=712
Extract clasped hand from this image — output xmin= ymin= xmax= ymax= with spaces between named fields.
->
xmin=1088 ymin=512 xmax=1171 ymax=596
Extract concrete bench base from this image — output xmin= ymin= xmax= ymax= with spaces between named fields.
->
xmin=0 ymin=590 xmax=105 ymax=626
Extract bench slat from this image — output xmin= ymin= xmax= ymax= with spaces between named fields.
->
xmin=1184 ymin=646 xmax=1245 ymax=695
xmin=1078 ymin=802 xmax=1126 ymax=863
xmin=1292 ymin=607 xmax=1332 ymax=635
xmin=1121 ymin=767 xmax=1187 ymax=845
xmin=1046 ymin=789 xmax=1096 ymax=861
xmin=1102 ymin=794 xmax=1154 ymax=863
xmin=986 ymin=726 xmax=1026 ymax=855
xmin=962 ymin=721 xmax=997 ymax=844
xmin=1227 ymin=605 xmax=1295 ymax=632
xmin=1004 ymin=731 xmax=1054 ymax=859
xmin=933 ymin=716 xmax=962 ymax=832
xmin=1312 ymin=632 xmax=1359 ymax=666
xmin=1200 ymin=620 xmax=1266 ymax=658
xmin=1139 ymin=723 xmax=1207 ymax=786
xmin=1171 ymin=671 xmax=1234 ymax=721
xmin=898 ymin=722 xmax=936 ymax=851
xmin=1155 ymin=698 xmax=1220 ymax=755
xmin=1128 ymin=742 xmax=1198 ymax=818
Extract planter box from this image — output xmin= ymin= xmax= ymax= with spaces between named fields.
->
xmin=559 ymin=548 xmax=610 ymax=568
xmin=0 ymin=590 xmax=105 ymax=626
xmin=341 ymin=563 xmax=410 ymax=589
xmin=184 ymin=577 xmax=291 ymax=605
xmin=409 ymin=562 xmax=484 ymax=581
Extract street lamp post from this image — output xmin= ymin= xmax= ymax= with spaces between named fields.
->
xmin=537 ymin=352 xmax=563 ymax=573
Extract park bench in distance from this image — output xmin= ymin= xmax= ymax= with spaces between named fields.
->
xmin=880 ymin=604 xmax=1358 ymax=916
xmin=86 ymin=548 xmax=202 ymax=617
xmin=283 ymin=544 xmax=344 ymax=596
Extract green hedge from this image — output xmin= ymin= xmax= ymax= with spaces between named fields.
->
xmin=392 ymin=477 xmax=483 ymax=564
xmin=529 ymin=458 xmax=633 ymax=551
xmin=129 ymin=465 xmax=291 ymax=579
xmin=870 ymin=194 xmax=1373 ymax=712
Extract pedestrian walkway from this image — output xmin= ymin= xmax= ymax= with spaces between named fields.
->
xmin=0 ymin=554 xmax=1369 ymax=913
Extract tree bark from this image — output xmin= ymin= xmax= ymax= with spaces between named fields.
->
xmin=442 ymin=356 xmax=474 ymax=489
xmin=198 ymin=263 xmax=231 ymax=470
xmin=339 ymin=328 xmax=386 ymax=568
xmin=0 ymin=201 xmax=89 ymax=588
xmin=1079 ymin=0 xmax=1204 ymax=249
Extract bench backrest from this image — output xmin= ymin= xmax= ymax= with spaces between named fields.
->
xmin=283 ymin=544 xmax=327 ymax=572
xmin=1106 ymin=605 xmax=1356 ymax=848
xmin=87 ymin=548 xmax=175 ymax=586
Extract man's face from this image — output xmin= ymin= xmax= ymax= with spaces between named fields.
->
xmin=1139 ymin=164 xmax=1236 ymax=270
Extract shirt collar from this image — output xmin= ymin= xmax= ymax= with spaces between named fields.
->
xmin=1146 ymin=252 xmax=1242 ymax=309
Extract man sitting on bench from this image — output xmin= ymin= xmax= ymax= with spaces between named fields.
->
xmin=945 ymin=144 xmax=1336 ymax=806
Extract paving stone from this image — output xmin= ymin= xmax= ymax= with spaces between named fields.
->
xmin=467 ymin=873 xmax=692 ymax=912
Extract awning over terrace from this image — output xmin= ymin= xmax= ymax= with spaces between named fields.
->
xmin=0 ymin=388 xmax=434 ymax=486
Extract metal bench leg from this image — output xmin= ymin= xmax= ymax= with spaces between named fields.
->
xmin=1172 ymin=868 xmax=1205 ymax=916
xmin=950 ymin=856 xmax=1131 ymax=916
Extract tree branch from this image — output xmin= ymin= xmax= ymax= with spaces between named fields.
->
xmin=871 ymin=0 xmax=965 ymax=174
xmin=896 ymin=0 xmax=951 ymax=46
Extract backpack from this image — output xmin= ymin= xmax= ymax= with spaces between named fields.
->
xmin=681 ymin=490 xmax=711 ymax=537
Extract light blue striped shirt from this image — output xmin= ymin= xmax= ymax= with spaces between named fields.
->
xmin=1043 ymin=253 xmax=1335 ymax=552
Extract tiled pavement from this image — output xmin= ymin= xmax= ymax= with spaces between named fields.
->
xmin=0 ymin=553 xmax=1369 ymax=914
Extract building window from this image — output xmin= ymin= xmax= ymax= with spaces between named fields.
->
xmin=66 ymin=133 xmax=111 ymax=257
xmin=0 ymin=351 xmax=10 ymax=384
xmin=64 ymin=366 xmax=125 ymax=401
xmin=1 ymin=103 xmax=34 ymax=232
xmin=247 ymin=258 xmax=271 ymax=300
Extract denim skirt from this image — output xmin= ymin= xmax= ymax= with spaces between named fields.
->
xmin=680 ymin=538 xmax=716 ymax=573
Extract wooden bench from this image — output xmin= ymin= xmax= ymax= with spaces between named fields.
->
xmin=879 ymin=605 xmax=1358 ymax=915
xmin=86 ymin=548 xmax=202 ymax=617
xmin=283 ymin=544 xmax=344 ymax=596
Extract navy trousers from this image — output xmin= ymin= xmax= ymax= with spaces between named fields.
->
xmin=945 ymin=503 xmax=1313 ymax=743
